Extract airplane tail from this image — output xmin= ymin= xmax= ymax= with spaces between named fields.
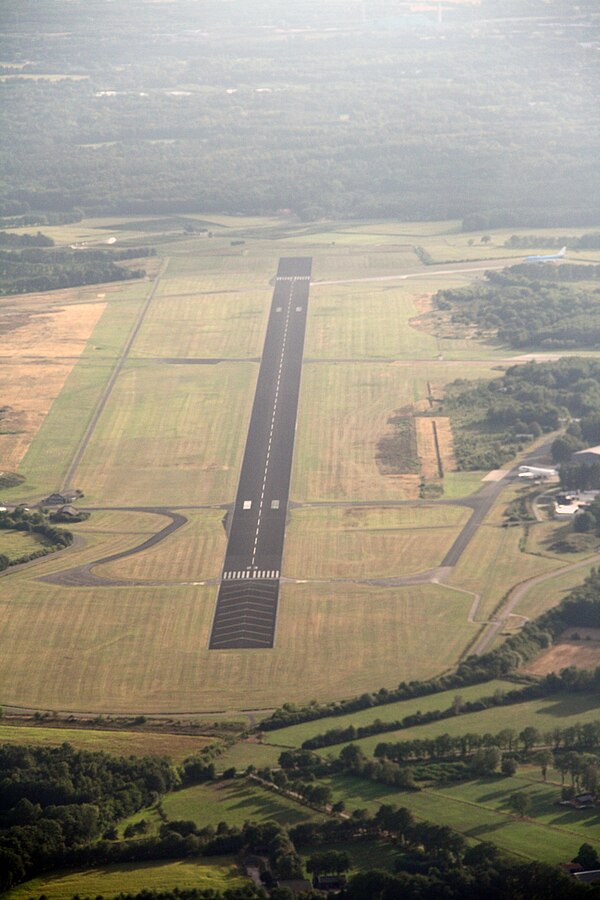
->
xmin=558 ymin=246 xmax=566 ymax=257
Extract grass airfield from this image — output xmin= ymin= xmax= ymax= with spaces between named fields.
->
xmin=1 ymin=215 xmax=600 ymax=713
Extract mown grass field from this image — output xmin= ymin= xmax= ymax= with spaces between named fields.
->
xmin=161 ymin=778 xmax=325 ymax=829
xmin=0 ymin=529 xmax=46 ymax=561
xmin=96 ymin=509 xmax=227 ymax=582
xmin=75 ymin=360 xmax=257 ymax=505
xmin=6 ymin=857 xmax=249 ymax=900
xmin=0 ymin=723 xmax=215 ymax=762
xmin=515 ymin=561 xmax=600 ymax=622
xmin=132 ymin=288 xmax=269 ymax=360
xmin=340 ymin=691 xmax=600 ymax=758
xmin=259 ymin=679 xmax=516 ymax=749
xmin=325 ymin=771 xmax=599 ymax=864
xmin=0 ymin=579 xmax=473 ymax=713
xmin=446 ymin=523 xmax=564 ymax=624
xmin=292 ymin=361 xmax=496 ymax=502
xmin=283 ymin=504 xmax=470 ymax=579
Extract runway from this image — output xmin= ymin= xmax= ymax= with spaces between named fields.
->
xmin=209 ymin=257 xmax=312 ymax=649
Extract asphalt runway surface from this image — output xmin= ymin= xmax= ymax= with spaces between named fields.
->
xmin=209 ymin=257 xmax=312 ymax=649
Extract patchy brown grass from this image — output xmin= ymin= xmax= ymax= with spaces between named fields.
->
xmin=416 ymin=418 xmax=440 ymax=480
xmin=0 ymin=299 xmax=105 ymax=468
xmin=524 ymin=629 xmax=600 ymax=676
xmin=434 ymin=416 xmax=457 ymax=471
xmin=415 ymin=416 xmax=455 ymax=482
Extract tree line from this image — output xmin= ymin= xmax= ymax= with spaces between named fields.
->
xmin=261 ymin=567 xmax=600 ymax=732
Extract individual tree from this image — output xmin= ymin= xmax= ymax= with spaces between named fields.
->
xmin=471 ymin=747 xmax=501 ymax=775
xmin=508 ymin=792 xmax=532 ymax=818
xmin=519 ymin=726 xmax=541 ymax=753
xmin=573 ymin=843 xmax=600 ymax=870
xmin=501 ymin=756 xmax=518 ymax=776
xmin=533 ymin=749 xmax=554 ymax=781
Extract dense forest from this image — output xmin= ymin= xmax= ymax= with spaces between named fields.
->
xmin=0 ymin=0 xmax=598 ymax=223
xmin=434 ymin=264 xmax=600 ymax=350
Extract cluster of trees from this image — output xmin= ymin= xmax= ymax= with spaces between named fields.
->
xmin=435 ymin=265 xmax=600 ymax=350
xmin=0 ymin=507 xmax=73 ymax=570
xmin=0 ymin=231 xmax=54 ymax=247
xmin=292 ymin=806 xmax=596 ymax=900
xmin=0 ymin=743 xmax=179 ymax=891
xmin=444 ymin=356 xmax=600 ymax=470
xmin=1 ymin=1 xmax=598 ymax=224
xmin=561 ymin=463 xmax=600 ymax=492
xmin=0 ymin=245 xmax=155 ymax=295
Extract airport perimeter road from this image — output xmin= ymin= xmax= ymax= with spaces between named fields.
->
xmin=209 ymin=257 xmax=312 ymax=650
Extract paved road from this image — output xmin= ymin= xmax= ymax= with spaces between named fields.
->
xmin=209 ymin=257 xmax=312 ymax=650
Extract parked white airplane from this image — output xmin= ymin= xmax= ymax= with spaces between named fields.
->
xmin=524 ymin=247 xmax=567 ymax=262
xmin=518 ymin=465 xmax=558 ymax=479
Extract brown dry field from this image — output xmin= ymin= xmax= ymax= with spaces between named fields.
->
xmin=0 ymin=295 xmax=105 ymax=468
xmin=415 ymin=418 xmax=439 ymax=480
xmin=0 ymin=723 xmax=216 ymax=762
xmin=524 ymin=629 xmax=600 ymax=675
xmin=415 ymin=417 xmax=456 ymax=481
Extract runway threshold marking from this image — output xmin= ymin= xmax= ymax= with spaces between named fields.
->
xmin=209 ymin=257 xmax=312 ymax=650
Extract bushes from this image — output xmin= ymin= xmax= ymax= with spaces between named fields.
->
xmin=0 ymin=509 xmax=73 ymax=566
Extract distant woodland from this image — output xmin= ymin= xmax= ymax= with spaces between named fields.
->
xmin=0 ymin=0 xmax=598 ymax=224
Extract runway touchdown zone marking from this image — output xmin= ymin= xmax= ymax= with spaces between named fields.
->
xmin=209 ymin=258 xmax=312 ymax=650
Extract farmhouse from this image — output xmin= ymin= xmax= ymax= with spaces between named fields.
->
xmin=571 ymin=445 xmax=600 ymax=466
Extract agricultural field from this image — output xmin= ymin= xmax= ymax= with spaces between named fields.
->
xmin=0 ymin=723 xmax=216 ymax=762
xmin=161 ymin=778 xmax=325 ymax=830
xmin=258 ymin=679 xmax=517 ymax=750
xmin=6 ymin=858 xmax=249 ymax=900
xmin=0 ymin=528 xmax=48 ymax=562
xmin=117 ymin=778 xmax=325 ymax=842
xmin=324 ymin=772 xmax=596 ymax=864
xmin=338 ymin=691 xmax=600 ymax=757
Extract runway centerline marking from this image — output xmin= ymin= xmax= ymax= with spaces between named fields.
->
xmin=209 ymin=258 xmax=312 ymax=650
